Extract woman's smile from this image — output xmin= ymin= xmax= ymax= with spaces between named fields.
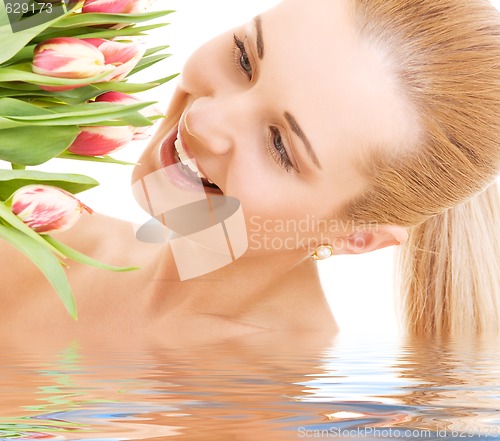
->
xmin=157 ymin=115 xmax=224 ymax=195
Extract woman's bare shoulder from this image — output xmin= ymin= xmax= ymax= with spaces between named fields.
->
xmin=52 ymin=212 xmax=135 ymax=251
xmin=0 ymin=212 xmax=145 ymax=291
xmin=0 ymin=212 xmax=156 ymax=330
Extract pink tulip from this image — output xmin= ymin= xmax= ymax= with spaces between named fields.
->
xmin=68 ymin=125 xmax=135 ymax=156
xmin=32 ymin=37 xmax=108 ymax=91
xmin=32 ymin=37 xmax=144 ymax=91
xmin=95 ymin=91 xmax=163 ymax=138
xmin=82 ymin=0 xmax=156 ymax=14
xmin=83 ymin=38 xmax=145 ymax=81
xmin=94 ymin=91 xmax=137 ymax=103
xmin=11 ymin=185 xmax=93 ymax=234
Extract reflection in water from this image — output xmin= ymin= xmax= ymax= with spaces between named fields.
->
xmin=394 ymin=334 xmax=500 ymax=435
xmin=0 ymin=332 xmax=500 ymax=440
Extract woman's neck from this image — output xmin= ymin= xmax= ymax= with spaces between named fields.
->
xmin=147 ymin=243 xmax=333 ymax=331
xmin=57 ymin=212 xmax=338 ymax=335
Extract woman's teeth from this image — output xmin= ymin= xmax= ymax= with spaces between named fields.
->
xmin=174 ymin=137 xmax=214 ymax=184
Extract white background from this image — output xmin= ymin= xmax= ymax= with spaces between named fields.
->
xmin=27 ymin=0 xmax=500 ymax=335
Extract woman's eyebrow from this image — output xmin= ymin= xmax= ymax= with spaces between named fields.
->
xmin=254 ymin=15 xmax=264 ymax=59
xmin=255 ymin=14 xmax=321 ymax=170
xmin=284 ymin=112 xmax=323 ymax=170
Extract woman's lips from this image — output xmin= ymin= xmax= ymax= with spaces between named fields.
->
xmin=158 ymin=124 xmax=223 ymax=195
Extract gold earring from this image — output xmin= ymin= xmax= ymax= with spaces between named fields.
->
xmin=311 ymin=245 xmax=334 ymax=260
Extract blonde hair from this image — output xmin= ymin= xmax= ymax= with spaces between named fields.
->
xmin=336 ymin=0 xmax=500 ymax=334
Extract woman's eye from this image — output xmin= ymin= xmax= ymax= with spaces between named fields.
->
xmin=233 ymin=34 xmax=253 ymax=80
xmin=269 ymin=126 xmax=293 ymax=173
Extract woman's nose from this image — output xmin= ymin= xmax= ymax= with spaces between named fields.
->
xmin=183 ymin=94 xmax=248 ymax=157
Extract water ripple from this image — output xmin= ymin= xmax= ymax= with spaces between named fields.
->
xmin=0 ymin=333 xmax=499 ymax=440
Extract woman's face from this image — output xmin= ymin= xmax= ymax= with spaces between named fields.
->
xmin=133 ymin=0 xmax=417 ymax=253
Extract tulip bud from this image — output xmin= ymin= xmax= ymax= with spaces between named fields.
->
xmin=95 ymin=91 xmax=163 ymax=138
xmin=82 ymin=0 xmax=156 ymax=14
xmin=11 ymin=185 xmax=93 ymax=234
xmin=68 ymin=125 xmax=135 ymax=156
xmin=32 ymin=37 xmax=108 ymax=91
xmin=83 ymin=38 xmax=145 ymax=81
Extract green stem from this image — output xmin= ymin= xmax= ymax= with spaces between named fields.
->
xmin=11 ymin=163 xmax=26 ymax=170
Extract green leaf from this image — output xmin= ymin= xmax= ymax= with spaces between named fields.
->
xmin=0 ymin=81 xmax=41 ymax=91
xmin=50 ymin=10 xmax=173 ymax=28
xmin=48 ymin=85 xmax=102 ymax=102
xmin=0 ymin=85 xmax=104 ymax=104
xmin=45 ymin=236 xmax=139 ymax=272
xmin=0 ymin=98 xmax=151 ymax=117
xmin=0 ymin=0 xmax=69 ymax=65
xmin=0 ymin=63 xmax=113 ymax=86
xmin=2 ymin=44 xmax=35 ymax=66
xmin=57 ymin=152 xmax=138 ymax=165
xmin=0 ymin=200 xmax=65 ymax=259
xmin=0 ymin=125 xmax=79 ymax=164
xmin=0 ymin=88 xmax=55 ymax=98
xmin=78 ymin=111 xmax=155 ymax=128
xmin=0 ymin=224 xmax=77 ymax=320
xmin=123 ymin=112 xmax=163 ymax=126
xmin=0 ymin=81 xmax=102 ymax=97
xmin=128 ymin=53 xmax=172 ymax=77
xmin=94 ymin=73 xmax=179 ymax=93
xmin=0 ymin=97 xmax=54 ymax=116
xmin=144 ymin=45 xmax=170 ymax=57
xmin=0 ymin=85 xmax=102 ymax=104
xmin=0 ymin=169 xmax=99 ymax=200
xmin=35 ymin=22 xmax=168 ymax=41
xmin=0 ymin=99 xmax=156 ymax=128
xmin=0 ymin=112 xmax=149 ymax=129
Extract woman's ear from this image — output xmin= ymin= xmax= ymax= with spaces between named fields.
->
xmin=334 ymin=224 xmax=408 ymax=255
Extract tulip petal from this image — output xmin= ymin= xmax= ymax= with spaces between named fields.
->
xmin=82 ymin=0 xmax=154 ymax=14
xmin=68 ymin=126 xmax=135 ymax=156
xmin=82 ymin=38 xmax=107 ymax=49
xmin=33 ymin=37 xmax=107 ymax=79
xmin=94 ymin=91 xmax=163 ymax=137
xmin=99 ymin=41 xmax=146 ymax=80
xmin=82 ymin=38 xmax=145 ymax=81
xmin=83 ymin=0 xmax=134 ymax=13
xmin=98 ymin=41 xmax=140 ymax=65
xmin=95 ymin=91 xmax=139 ymax=104
xmin=33 ymin=37 xmax=109 ymax=91
xmin=11 ymin=185 xmax=91 ymax=234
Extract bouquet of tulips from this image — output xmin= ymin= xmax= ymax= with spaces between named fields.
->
xmin=0 ymin=0 xmax=175 ymax=318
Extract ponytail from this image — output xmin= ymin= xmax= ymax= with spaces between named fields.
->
xmin=395 ymin=182 xmax=500 ymax=335
xmin=342 ymin=0 xmax=500 ymax=333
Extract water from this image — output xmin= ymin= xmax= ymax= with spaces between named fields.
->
xmin=1 ymin=331 xmax=500 ymax=440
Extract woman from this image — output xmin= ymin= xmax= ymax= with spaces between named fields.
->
xmin=1 ymin=0 xmax=500 ymax=340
